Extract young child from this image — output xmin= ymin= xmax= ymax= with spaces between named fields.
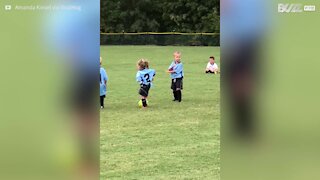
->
xmin=205 ymin=56 xmax=219 ymax=74
xmin=136 ymin=59 xmax=156 ymax=108
xmin=100 ymin=57 xmax=108 ymax=109
xmin=167 ymin=51 xmax=184 ymax=102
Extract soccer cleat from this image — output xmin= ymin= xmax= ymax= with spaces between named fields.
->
xmin=101 ymin=106 xmax=104 ymax=109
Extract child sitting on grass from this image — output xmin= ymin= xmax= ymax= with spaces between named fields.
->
xmin=205 ymin=56 xmax=219 ymax=74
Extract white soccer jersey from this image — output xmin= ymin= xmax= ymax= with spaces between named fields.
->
xmin=207 ymin=62 xmax=218 ymax=71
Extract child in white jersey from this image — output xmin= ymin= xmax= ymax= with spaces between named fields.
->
xmin=205 ymin=56 xmax=219 ymax=74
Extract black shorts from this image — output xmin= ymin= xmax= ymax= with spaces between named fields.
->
xmin=171 ymin=78 xmax=183 ymax=91
xmin=206 ymin=70 xmax=215 ymax=74
xmin=139 ymin=84 xmax=151 ymax=97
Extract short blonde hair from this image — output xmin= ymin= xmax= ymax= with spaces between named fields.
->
xmin=137 ymin=59 xmax=149 ymax=69
xmin=174 ymin=51 xmax=181 ymax=56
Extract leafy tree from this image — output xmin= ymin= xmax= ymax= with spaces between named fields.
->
xmin=101 ymin=0 xmax=219 ymax=33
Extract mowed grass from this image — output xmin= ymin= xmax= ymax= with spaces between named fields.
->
xmin=100 ymin=46 xmax=220 ymax=179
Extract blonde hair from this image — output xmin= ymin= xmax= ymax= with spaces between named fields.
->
xmin=137 ymin=59 xmax=149 ymax=69
xmin=174 ymin=51 xmax=181 ymax=56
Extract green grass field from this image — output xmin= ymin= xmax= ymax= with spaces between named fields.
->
xmin=100 ymin=46 xmax=220 ymax=179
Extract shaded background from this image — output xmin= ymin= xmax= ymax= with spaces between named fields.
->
xmin=222 ymin=0 xmax=320 ymax=180
xmin=0 ymin=1 xmax=99 ymax=179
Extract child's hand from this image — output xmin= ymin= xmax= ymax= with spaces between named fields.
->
xmin=167 ymin=66 xmax=174 ymax=73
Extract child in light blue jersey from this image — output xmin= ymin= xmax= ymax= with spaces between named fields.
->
xmin=136 ymin=59 xmax=156 ymax=108
xmin=167 ymin=51 xmax=184 ymax=102
xmin=100 ymin=57 xmax=108 ymax=109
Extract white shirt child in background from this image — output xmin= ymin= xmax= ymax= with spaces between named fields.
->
xmin=205 ymin=56 xmax=219 ymax=74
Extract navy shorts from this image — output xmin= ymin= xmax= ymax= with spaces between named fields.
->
xmin=171 ymin=78 xmax=183 ymax=91
xmin=139 ymin=84 xmax=151 ymax=97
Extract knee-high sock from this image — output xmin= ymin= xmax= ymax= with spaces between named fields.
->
xmin=100 ymin=96 xmax=104 ymax=107
xmin=176 ymin=90 xmax=182 ymax=102
xmin=142 ymin=99 xmax=147 ymax=107
xmin=173 ymin=91 xmax=177 ymax=100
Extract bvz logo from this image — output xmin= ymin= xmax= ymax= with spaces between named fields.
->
xmin=278 ymin=4 xmax=303 ymax=13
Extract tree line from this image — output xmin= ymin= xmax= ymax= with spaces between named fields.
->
xmin=101 ymin=0 xmax=220 ymax=33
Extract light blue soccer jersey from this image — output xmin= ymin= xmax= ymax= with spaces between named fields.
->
xmin=100 ymin=67 xmax=108 ymax=96
xmin=136 ymin=68 xmax=156 ymax=86
xmin=168 ymin=61 xmax=184 ymax=79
